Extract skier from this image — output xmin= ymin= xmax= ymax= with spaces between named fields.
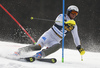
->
xmin=14 ymin=5 xmax=85 ymax=61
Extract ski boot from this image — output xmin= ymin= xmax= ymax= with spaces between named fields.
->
xmin=33 ymin=51 xmax=42 ymax=59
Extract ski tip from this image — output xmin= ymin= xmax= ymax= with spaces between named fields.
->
xmin=36 ymin=58 xmax=57 ymax=63
xmin=51 ymin=58 xmax=57 ymax=63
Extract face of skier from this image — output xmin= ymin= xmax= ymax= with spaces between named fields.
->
xmin=69 ymin=10 xmax=78 ymax=19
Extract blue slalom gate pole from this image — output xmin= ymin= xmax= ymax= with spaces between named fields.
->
xmin=62 ymin=0 xmax=65 ymax=63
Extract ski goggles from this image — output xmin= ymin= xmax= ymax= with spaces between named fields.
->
xmin=71 ymin=10 xmax=78 ymax=16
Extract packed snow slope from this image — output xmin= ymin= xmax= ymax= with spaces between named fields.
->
xmin=0 ymin=41 xmax=100 ymax=68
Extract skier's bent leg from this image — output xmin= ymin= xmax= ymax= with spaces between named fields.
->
xmin=41 ymin=44 xmax=61 ymax=57
xmin=33 ymin=44 xmax=61 ymax=59
xmin=18 ymin=44 xmax=41 ymax=54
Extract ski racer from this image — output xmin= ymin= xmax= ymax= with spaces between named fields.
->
xmin=14 ymin=5 xmax=85 ymax=60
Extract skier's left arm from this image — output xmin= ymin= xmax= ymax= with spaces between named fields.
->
xmin=71 ymin=25 xmax=85 ymax=55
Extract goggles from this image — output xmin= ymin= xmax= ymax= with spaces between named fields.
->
xmin=71 ymin=10 xmax=78 ymax=16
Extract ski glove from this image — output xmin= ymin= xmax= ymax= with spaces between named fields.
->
xmin=65 ymin=20 xmax=76 ymax=26
xmin=64 ymin=20 xmax=76 ymax=31
xmin=76 ymin=45 xmax=85 ymax=55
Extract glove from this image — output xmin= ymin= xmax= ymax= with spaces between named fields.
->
xmin=76 ymin=45 xmax=85 ymax=55
xmin=65 ymin=20 xmax=76 ymax=26
xmin=64 ymin=20 xmax=76 ymax=31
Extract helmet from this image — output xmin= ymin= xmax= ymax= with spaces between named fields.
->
xmin=67 ymin=5 xmax=79 ymax=16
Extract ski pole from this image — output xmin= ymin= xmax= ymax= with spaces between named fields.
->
xmin=30 ymin=17 xmax=62 ymax=23
xmin=0 ymin=4 xmax=36 ymax=45
xmin=81 ymin=55 xmax=83 ymax=61
xmin=31 ymin=17 xmax=55 ymax=22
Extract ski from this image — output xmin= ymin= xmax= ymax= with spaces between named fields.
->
xmin=23 ymin=57 xmax=57 ymax=63
xmin=36 ymin=58 xmax=57 ymax=63
xmin=2 ymin=54 xmax=57 ymax=63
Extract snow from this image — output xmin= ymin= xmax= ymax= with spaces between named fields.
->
xmin=0 ymin=41 xmax=100 ymax=68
